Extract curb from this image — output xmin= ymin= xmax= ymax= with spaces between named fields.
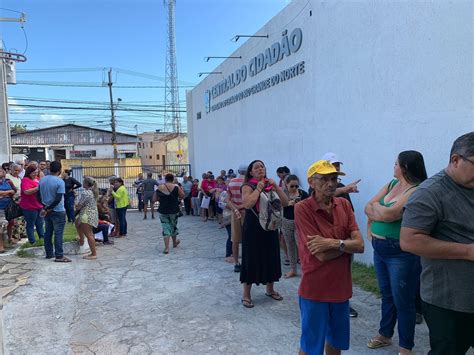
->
xmin=16 ymin=241 xmax=81 ymax=258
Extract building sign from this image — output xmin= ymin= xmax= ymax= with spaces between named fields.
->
xmin=12 ymin=147 xmax=30 ymax=154
xmin=204 ymin=27 xmax=304 ymax=113
xmin=70 ymin=150 xmax=96 ymax=158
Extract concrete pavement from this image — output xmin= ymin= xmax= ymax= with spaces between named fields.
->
xmin=2 ymin=211 xmax=431 ymax=354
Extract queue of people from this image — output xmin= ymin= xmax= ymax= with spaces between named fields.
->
xmin=194 ymin=131 xmax=473 ymax=355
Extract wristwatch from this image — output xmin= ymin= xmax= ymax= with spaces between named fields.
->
xmin=339 ymin=240 xmax=346 ymax=252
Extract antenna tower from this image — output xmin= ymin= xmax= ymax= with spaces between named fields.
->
xmin=163 ymin=0 xmax=180 ymax=134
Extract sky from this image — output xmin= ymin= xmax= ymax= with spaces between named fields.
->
xmin=1 ymin=0 xmax=290 ymax=134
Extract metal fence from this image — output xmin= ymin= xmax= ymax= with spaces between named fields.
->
xmin=70 ymin=164 xmax=191 ymax=208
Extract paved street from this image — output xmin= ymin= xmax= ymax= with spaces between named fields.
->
xmin=2 ymin=211 xmax=431 ymax=354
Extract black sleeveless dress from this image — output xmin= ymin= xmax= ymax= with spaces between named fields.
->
xmin=240 ymin=183 xmax=282 ymax=285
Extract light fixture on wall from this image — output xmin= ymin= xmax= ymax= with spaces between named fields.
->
xmin=204 ymin=56 xmax=242 ymax=62
xmin=198 ymin=71 xmax=222 ymax=77
xmin=231 ymin=34 xmax=268 ymax=42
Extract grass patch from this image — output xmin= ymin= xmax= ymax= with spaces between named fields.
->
xmin=16 ymin=249 xmax=36 ymax=258
xmin=352 ymin=261 xmax=380 ymax=297
xmin=20 ymin=223 xmax=77 ymax=249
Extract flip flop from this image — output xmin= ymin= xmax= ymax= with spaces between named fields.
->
xmin=241 ymin=299 xmax=254 ymax=308
xmin=173 ymin=239 xmax=181 ymax=248
xmin=265 ymin=292 xmax=283 ymax=301
xmin=163 ymin=248 xmax=169 ymax=254
xmin=367 ymin=338 xmax=392 ymax=349
xmin=83 ymin=255 xmax=97 ymax=260
xmin=54 ymin=257 xmax=72 ymax=263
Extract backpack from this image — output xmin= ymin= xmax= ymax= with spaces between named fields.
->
xmin=253 ymin=189 xmax=283 ymax=231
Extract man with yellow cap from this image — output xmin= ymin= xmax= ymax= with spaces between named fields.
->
xmin=295 ymin=160 xmax=365 ymax=355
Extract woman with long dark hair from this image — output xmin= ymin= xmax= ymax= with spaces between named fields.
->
xmin=365 ymin=150 xmax=427 ymax=354
xmin=240 ymin=160 xmax=288 ymax=308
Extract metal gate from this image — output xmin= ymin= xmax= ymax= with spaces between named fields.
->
xmin=70 ymin=164 xmax=191 ymax=208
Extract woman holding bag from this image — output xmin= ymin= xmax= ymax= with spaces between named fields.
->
xmin=240 ymin=160 xmax=288 ymax=308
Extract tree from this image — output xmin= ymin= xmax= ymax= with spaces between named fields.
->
xmin=10 ymin=124 xmax=27 ymax=135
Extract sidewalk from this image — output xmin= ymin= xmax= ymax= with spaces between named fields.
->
xmin=2 ymin=211 xmax=430 ymax=354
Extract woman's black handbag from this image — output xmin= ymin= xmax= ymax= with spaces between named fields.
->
xmin=5 ymin=200 xmax=23 ymax=221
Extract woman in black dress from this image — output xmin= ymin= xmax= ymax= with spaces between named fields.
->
xmin=156 ymin=173 xmax=185 ymax=254
xmin=240 ymin=160 xmax=288 ymax=308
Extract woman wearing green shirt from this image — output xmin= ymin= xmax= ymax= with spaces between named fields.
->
xmin=110 ymin=178 xmax=129 ymax=237
xmin=364 ymin=151 xmax=427 ymax=355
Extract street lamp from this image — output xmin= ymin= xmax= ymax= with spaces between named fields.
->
xmin=204 ymin=56 xmax=242 ymax=62
xmin=198 ymin=72 xmax=222 ymax=77
xmin=231 ymin=34 xmax=268 ymax=42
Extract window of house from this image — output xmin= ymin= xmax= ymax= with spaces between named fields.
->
xmin=197 ymin=112 xmax=202 ymax=120
xmin=149 ymin=155 xmax=152 ymax=159
xmin=150 ymin=142 xmax=153 ymax=148
xmin=156 ymin=154 xmax=160 ymax=160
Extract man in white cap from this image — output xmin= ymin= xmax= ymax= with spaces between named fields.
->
xmin=321 ymin=152 xmax=361 ymax=318
xmin=225 ymin=164 xmax=248 ymax=272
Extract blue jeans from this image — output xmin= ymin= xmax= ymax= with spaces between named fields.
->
xmin=372 ymin=238 xmax=421 ymax=350
xmin=65 ymin=193 xmax=75 ymax=222
xmin=116 ymin=207 xmax=127 ymax=235
xmin=22 ymin=208 xmax=44 ymax=243
xmin=44 ymin=211 xmax=66 ymax=258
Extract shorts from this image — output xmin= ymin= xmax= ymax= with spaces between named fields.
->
xmin=299 ymin=296 xmax=350 ymax=354
xmin=231 ymin=210 xmax=245 ymax=243
xmin=159 ymin=213 xmax=178 ymax=237
xmin=143 ymin=192 xmax=154 ymax=205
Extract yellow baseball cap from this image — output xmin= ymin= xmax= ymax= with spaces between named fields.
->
xmin=307 ymin=160 xmax=346 ymax=178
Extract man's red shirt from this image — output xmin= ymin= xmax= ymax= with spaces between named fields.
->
xmin=294 ymin=196 xmax=359 ymax=302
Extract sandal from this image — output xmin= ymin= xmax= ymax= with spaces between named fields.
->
xmin=284 ymin=271 xmax=297 ymax=279
xmin=163 ymin=248 xmax=169 ymax=254
xmin=265 ymin=292 xmax=283 ymax=301
xmin=367 ymin=337 xmax=392 ymax=349
xmin=241 ymin=299 xmax=254 ymax=308
xmin=83 ymin=255 xmax=97 ymax=260
xmin=173 ymin=239 xmax=181 ymax=248
xmin=54 ymin=257 xmax=72 ymax=263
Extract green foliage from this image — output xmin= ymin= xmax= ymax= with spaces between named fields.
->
xmin=352 ymin=261 xmax=381 ymax=297
xmin=10 ymin=124 xmax=27 ymax=134
xmin=20 ymin=223 xmax=77 ymax=249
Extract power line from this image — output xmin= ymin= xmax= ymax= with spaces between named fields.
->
xmin=9 ymin=103 xmax=187 ymax=112
xmin=15 ymin=80 xmax=194 ymax=88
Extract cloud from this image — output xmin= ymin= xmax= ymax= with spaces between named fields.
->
xmin=40 ymin=114 xmax=64 ymax=122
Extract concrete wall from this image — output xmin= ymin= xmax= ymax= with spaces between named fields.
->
xmin=187 ymin=0 xmax=473 ymax=264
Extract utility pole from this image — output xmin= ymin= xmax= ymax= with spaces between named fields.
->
xmin=107 ymin=68 xmax=118 ymax=161
xmin=0 ymin=13 xmax=27 ymax=163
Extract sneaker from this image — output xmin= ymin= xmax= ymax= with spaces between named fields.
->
xmin=143 ymin=215 xmax=147 ymax=220
xmin=78 ymin=244 xmax=90 ymax=255
xmin=416 ymin=313 xmax=423 ymax=324
xmin=349 ymin=306 xmax=358 ymax=318
xmin=103 ymin=240 xmax=115 ymax=245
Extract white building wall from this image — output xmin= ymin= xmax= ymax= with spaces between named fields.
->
xmin=187 ymin=0 xmax=474 ymax=264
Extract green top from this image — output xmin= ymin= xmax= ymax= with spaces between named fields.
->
xmin=111 ymin=185 xmax=129 ymax=208
xmin=371 ymin=179 xmax=402 ymax=240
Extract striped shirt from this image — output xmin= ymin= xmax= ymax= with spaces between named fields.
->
xmin=227 ymin=177 xmax=244 ymax=209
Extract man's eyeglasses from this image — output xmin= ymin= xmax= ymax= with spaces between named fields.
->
xmin=289 ymin=184 xmax=299 ymax=188
xmin=459 ymin=155 xmax=474 ymax=165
